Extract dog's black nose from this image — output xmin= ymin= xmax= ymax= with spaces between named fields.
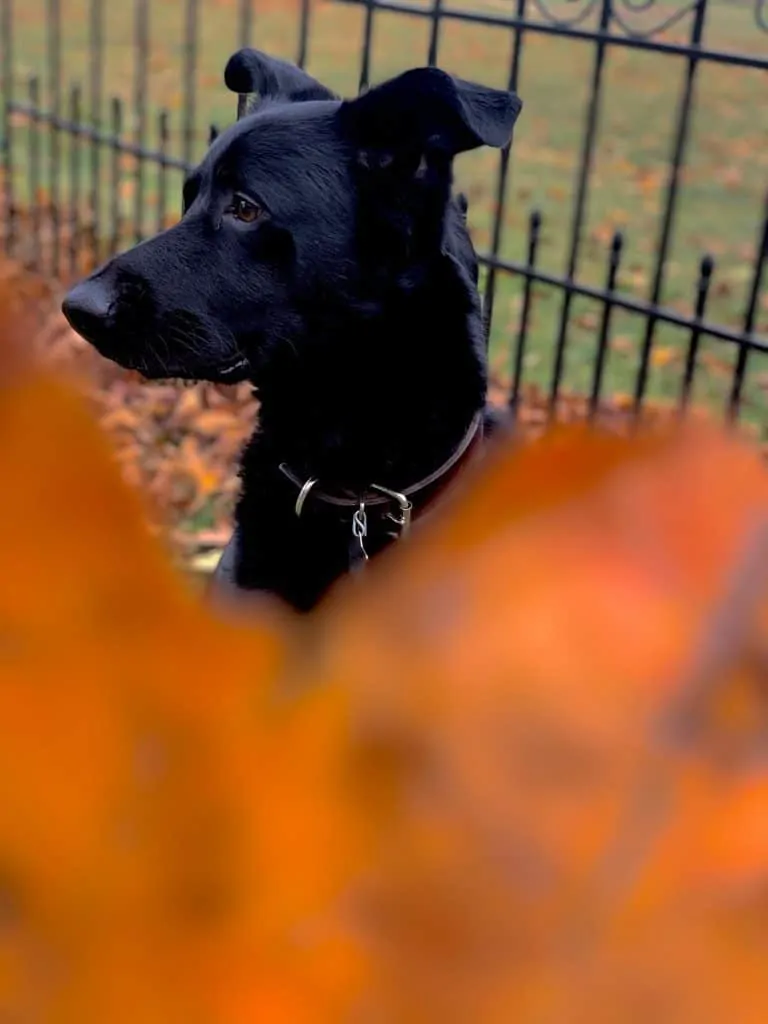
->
xmin=61 ymin=279 xmax=112 ymax=343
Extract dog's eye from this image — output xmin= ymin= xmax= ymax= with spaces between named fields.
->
xmin=230 ymin=195 xmax=262 ymax=224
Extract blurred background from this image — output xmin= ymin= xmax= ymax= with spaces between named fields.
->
xmin=1 ymin=0 xmax=766 ymax=567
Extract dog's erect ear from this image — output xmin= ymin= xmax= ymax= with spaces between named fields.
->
xmin=224 ymin=48 xmax=337 ymax=108
xmin=338 ymin=67 xmax=521 ymax=158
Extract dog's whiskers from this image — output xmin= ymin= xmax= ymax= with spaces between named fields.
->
xmin=164 ymin=325 xmax=207 ymax=360
xmin=146 ymin=332 xmax=172 ymax=376
xmin=157 ymin=331 xmax=174 ymax=370
xmin=166 ymin=320 xmax=244 ymax=369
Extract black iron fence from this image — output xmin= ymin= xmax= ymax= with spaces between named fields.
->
xmin=1 ymin=0 xmax=766 ymax=429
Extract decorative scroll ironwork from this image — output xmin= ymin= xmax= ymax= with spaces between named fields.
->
xmin=608 ymin=0 xmax=700 ymax=39
xmin=530 ymin=0 xmax=699 ymax=39
xmin=528 ymin=0 xmax=601 ymax=31
xmin=530 ymin=0 xmax=768 ymax=39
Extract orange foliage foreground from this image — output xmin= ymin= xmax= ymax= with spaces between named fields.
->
xmin=0 ymin=282 xmax=767 ymax=1023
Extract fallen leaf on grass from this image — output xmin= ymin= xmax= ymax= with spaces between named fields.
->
xmin=634 ymin=167 xmax=665 ymax=195
xmin=699 ymin=350 xmax=735 ymax=378
xmin=610 ymin=334 xmax=635 ymax=354
xmin=651 ymin=345 xmax=678 ymax=368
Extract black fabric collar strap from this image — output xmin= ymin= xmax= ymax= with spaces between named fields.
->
xmin=277 ymin=411 xmax=484 ymax=514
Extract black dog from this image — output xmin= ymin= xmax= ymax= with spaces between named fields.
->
xmin=62 ymin=50 xmax=522 ymax=612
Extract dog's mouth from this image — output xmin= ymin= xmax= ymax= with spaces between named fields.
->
xmin=62 ymin=291 xmax=254 ymax=386
xmin=155 ymin=357 xmax=251 ymax=385
xmin=216 ymin=356 xmax=251 ymax=381
xmin=120 ymin=351 xmax=252 ymax=386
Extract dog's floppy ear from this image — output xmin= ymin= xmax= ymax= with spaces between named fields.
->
xmin=338 ymin=67 xmax=521 ymax=158
xmin=224 ymin=48 xmax=337 ymax=108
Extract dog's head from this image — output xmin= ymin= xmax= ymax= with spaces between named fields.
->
xmin=62 ymin=50 xmax=521 ymax=384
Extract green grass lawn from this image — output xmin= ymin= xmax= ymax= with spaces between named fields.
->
xmin=3 ymin=0 xmax=767 ymax=429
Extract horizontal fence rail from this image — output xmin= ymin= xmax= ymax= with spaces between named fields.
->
xmin=0 ymin=0 xmax=766 ymax=432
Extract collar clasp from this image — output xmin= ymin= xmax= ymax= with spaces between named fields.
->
xmin=370 ymin=484 xmax=413 ymax=538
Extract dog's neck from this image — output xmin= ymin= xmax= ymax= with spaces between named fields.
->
xmin=251 ymin=252 xmax=487 ymax=492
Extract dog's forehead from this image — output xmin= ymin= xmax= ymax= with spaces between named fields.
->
xmin=200 ymin=99 xmax=344 ymax=180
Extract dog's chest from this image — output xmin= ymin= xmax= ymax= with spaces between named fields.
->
xmin=218 ymin=486 xmax=404 ymax=611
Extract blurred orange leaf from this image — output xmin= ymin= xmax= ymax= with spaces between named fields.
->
xmin=651 ymin=345 xmax=678 ymax=368
xmin=0 ymin=263 xmax=767 ymax=1021
xmin=635 ymin=167 xmax=664 ymax=194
